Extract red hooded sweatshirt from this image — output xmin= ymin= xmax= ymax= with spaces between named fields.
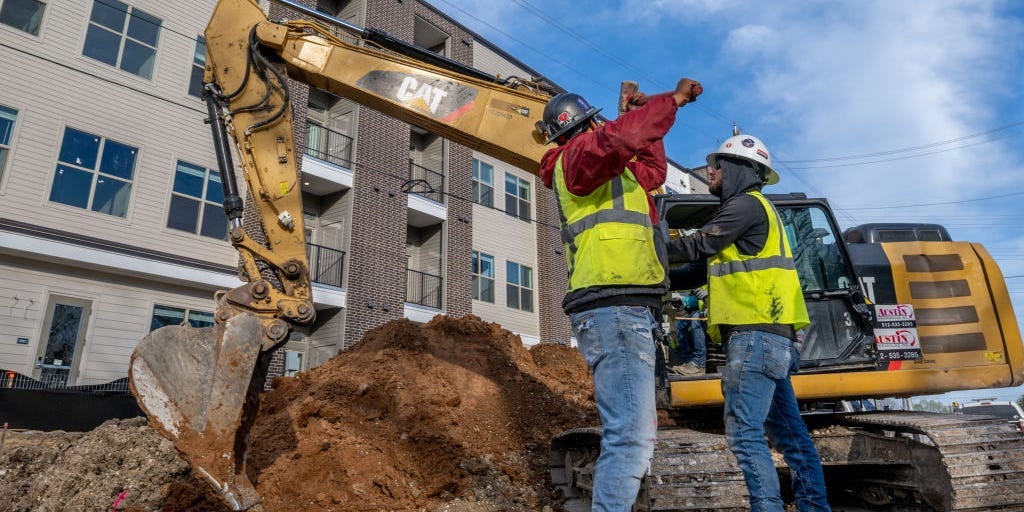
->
xmin=539 ymin=94 xmax=680 ymax=224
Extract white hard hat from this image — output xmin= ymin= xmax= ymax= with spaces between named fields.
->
xmin=706 ymin=134 xmax=779 ymax=185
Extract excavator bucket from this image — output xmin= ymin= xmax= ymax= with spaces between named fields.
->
xmin=129 ymin=313 xmax=267 ymax=511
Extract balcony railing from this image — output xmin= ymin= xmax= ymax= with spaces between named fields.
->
xmin=408 ymin=160 xmax=445 ymax=204
xmin=305 ymin=120 xmax=354 ymax=169
xmin=406 ymin=268 xmax=442 ymax=309
xmin=307 ymin=242 xmax=345 ymax=288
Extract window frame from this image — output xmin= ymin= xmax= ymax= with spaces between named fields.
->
xmin=506 ymin=260 xmax=534 ymax=312
xmin=187 ymin=35 xmax=206 ymax=97
xmin=49 ymin=126 xmax=138 ymax=218
xmin=471 ymin=158 xmax=493 ymax=208
xmin=166 ymin=160 xmax=229 ymax=240
xmin=471 ymin=250 xmax=495 ymax=303
xmin=504 ymin=173 xmax=531 ymax=222
xmin=0 ymin=0 xmax=47 ymax=36
xmin=0 ymin=104 xmax=18 ymax=186
xmin=82 ymin=0 xmax=162 ymax=79
xmin=149 ymin=304 xmax=215 ymax=332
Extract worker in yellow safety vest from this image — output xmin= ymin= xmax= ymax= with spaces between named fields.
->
xmin=538 ymin=77 xmax=702 ymax=512
xmin=666 ymin=132 xmax=831 ymax=512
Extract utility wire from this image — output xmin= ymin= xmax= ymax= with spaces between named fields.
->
xmin=0 ymin=41 xmax=205 ymax=114
xmin=777 ymin=121 xmax=1024 ymax=164
xmin=783 ymin=130 xmax=1017 ymax=170
xmin=836 ymin=189 xmax=1024 ymax=211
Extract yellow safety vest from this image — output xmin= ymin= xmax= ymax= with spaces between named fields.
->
xmin=707 ymin=191 xmax=809 ymax=343
xmin=553 ymin=154 xmax=665 ymax=291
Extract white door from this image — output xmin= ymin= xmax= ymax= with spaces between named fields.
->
xmin=34 ymin=296 xmax=92 ymax=386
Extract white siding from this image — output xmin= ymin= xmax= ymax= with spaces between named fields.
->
xmin=470 ymin=153 xmax=538 ymax=337
xmin=0 ymin=254 xmax=216 ymax=385
xmin=471 ymin=42 xmax=532 ymax=83
xmin=0 ymin=0 xmax=237 ymax=266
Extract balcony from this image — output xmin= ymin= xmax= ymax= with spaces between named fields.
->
xmin=408 ymin=160 xmax=445 ymax=204
xmin=307 ymin=242 xmax=345 ymax=288
xmin=301 ymin=121 xmax=354 ymax=195
xmin=405 ymin=268 xmax=442 ymax=309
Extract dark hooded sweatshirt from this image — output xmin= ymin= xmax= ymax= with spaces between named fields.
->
xmin=667 ymin=160 xmax=794 ymax=341
xmin=539 ymin=94 xmax=680 ymax=314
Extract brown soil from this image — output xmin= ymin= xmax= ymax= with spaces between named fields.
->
xmin=0 ymin=314 xmax=598 ymax=512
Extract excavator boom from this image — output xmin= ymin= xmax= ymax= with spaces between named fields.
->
xmin=128 ymin=1 xmax=553 ymax=509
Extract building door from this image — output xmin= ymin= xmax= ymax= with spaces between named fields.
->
xmin=34 ymin=296 xmax=92 ymax=386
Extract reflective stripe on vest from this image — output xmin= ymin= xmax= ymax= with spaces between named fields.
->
xmin=553 ymin=153 xmax=664 ymax=291
xmin=707 ymin=191 xmax=809 ymax=342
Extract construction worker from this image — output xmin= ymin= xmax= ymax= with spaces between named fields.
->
xmin=669 ymin=287 xmax=707 ymax=376
xmin=666 ymin=134 xmax=831 ymax=511
xmin=538 ymin=77 xmax=702 ymax=511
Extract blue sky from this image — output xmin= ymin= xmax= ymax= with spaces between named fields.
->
xmin=437 ymin=0 xmax=1024 ymax=403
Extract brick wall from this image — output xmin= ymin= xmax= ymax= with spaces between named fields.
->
xmin=536 ymin=186 xmax=573 ymax=344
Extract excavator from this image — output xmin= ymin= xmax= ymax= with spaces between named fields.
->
xmin=127 ymin=0 xmax=1024 ymax=510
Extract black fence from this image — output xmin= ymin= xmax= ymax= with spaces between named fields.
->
xmin=305 ymin=120 xmax=354 ymax=169
xmin=0 ymin=371 xmax=141 ymax=431
xmin=408 ymin=160 xmax=445 ymax=204
xmin=307 ymin=242 xmax=345 ymax=287
xmin=406 ymin=268 xmax=442 ymax=309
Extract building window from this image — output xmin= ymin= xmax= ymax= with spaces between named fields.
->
xmin=50 ymin=127 xmax=136 ymax=217
xmin=149 ymin=304 xmax=215 ymax=331
xmin=506 ymin=261 xmax=533 ymax=312
xmin=285 ymin=349 xmax=303 ymax=377
xmin=505 ymin=173 xmax=530 ymax=221
xmin=187 ymin=36 xmax=206 ymax=97
xmin=0 ymin=105 xmax=16 ymax=181
xmin=472 ymin=159 xmax=493 ymax=208
xmin=167 ymin=161 xmax=228 ymax=240
xmin=83 ymin=0 xmax=161 ymax=79
xmin=0 ymin=0 xmax=45 ymax=35
xmin=471 ymin=251 xmax=494 ymax=303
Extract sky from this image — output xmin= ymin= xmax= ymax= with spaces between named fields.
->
xmin=434 ymin=0 xmax=1024 ymax=404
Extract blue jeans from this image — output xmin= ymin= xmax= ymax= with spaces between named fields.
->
xmin=673 ymin=318 xmax=707 ymax=367
xmin=570 ymin=305 xmax=658 ymax=512
xmin=721 ymin=330 xmax=830 ymax=512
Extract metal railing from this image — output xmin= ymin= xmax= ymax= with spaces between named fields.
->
xmin=305 ymin=120 xmax=354 ymax=169
xmin=408 ymin=160 xmax=445 ymax=204
xmin=307 ymin=242 xmax=345 ymax=288
xmin=406 ymin=268 xmax=443 ymax=309
xmin=1 ymin=370 xmax=130 ymax=393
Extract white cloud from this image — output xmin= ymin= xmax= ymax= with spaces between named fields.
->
xmin=724 ymin=24 xmax=776 ymax=60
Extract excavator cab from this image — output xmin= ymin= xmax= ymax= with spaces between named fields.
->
xmin=659 ymin=192 xmax=876 ymax=378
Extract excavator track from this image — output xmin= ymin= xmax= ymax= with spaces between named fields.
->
xmin=550 ymin=427 xmax=749 ymax=511
xmin=816 ymin=411 xmax=1024 ymax=511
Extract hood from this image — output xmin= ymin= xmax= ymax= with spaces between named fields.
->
xmin=539 ymin=146 xmax=565 ymax=189
xmin=716 ymin=158 xmax=763 ymax=200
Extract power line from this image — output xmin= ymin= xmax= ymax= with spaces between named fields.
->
xmin=835 ymin=189 xmax=1024 ymax=211
xmin=0 ymin=41 xmax=205 ymax=114
xmin=777 ymin=121 xmax=1024 ymax=164
xmin=782 ymin=130 xmax=1017 ymax=170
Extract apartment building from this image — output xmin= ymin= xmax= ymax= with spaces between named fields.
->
xmin=0 ymin=0 xmax=702 ymax=387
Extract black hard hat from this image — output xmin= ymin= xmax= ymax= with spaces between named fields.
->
xmin=540 ymin=92 xmax=602 ymax=144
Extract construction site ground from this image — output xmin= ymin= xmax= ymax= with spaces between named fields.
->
xmin=0 ymin=315 xmax=603 ymax=512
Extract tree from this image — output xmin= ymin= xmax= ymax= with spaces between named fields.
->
xmin=912 ymin=399 xmax=950 ymax=413
xmin=1017 ymin=393 xmax=1024 ymax=412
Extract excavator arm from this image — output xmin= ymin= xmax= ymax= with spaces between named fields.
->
xmin=128 ymin=1 xmax=553 ymax=509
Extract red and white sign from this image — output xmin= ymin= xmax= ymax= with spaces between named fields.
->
xmin=874 ymin=304 xmax=915 ymax=322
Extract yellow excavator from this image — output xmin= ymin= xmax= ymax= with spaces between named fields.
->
xmin=128 ymin=0 xmax=1024 ymax=510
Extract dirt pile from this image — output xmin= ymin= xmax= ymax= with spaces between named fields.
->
xmin=1 ymin=315 xmax=598 ymax=512
xmin=0 ymin=418 xmax=188 ymax=512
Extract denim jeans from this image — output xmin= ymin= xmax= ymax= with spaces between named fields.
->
xmin=570 ymin=305 xmax=658 ymax=512
xmin=673 ymin=318 xmax=707 ymax=367
xmin=721 ymin=330 xmax=831 ymax=512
